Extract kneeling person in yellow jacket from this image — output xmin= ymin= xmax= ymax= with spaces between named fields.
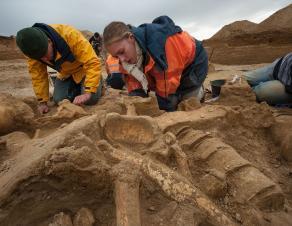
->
xmin=16 ymin=23 xmax=103 ymax=114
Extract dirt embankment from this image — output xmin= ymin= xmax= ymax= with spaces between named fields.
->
xmin=0 ymin=36 xmax=25 ymax=60
xmin=203 ymin=4 xmax=292 ymax=65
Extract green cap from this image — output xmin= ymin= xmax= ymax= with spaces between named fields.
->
xmin=16 ymin=27 xmax=48 ymax=59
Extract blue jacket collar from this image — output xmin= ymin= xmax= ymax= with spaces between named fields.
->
xmin=131 ymin=16 xmax=182 ymax=70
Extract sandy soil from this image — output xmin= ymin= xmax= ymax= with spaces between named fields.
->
xmin=0 ymin=59 xmax=291 ymax=226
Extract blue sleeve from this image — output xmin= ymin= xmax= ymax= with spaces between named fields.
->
xmin=156 ymin=93 xmax=178 ymax=111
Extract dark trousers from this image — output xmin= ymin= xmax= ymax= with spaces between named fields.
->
xmin=106 ymin=73 xmax=125 ymax=90
xmin=53 ymin=76 xmax=103 ymax=105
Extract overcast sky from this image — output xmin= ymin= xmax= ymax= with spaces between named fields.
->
xmin=0 ymin=0 xmax=290 ymax=40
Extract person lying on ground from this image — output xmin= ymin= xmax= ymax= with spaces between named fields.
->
xmin=244 ymin=52 xmax=292 ymax=107
xmin=103 ymin=15 xmax=208 ymax=111
xmin=16 ymin=23 xmax=103 ymax=114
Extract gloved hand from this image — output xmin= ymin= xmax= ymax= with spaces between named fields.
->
xmin=156 ymin=94 xmax=179 ymax=112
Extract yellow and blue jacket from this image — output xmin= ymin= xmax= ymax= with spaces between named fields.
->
xmin=27 ymin=23 xmax=102 ymax=102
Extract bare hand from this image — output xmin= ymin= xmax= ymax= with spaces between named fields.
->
xmin=73 ymin=93 xmax=91 ymax=105
xmin=38 ymin=102 xmax=49 ymax=114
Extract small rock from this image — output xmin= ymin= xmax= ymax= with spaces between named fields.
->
xmin=44 ymin=160 xmax=50 ymax=167
xmin=148 ymin=206 xmax=156 ymax=211
xmin=60 ymin=123 xmax=68 ymax=128
xmin=73 ymin=207 xmax=95 ymax=226
xmin=0 ymin=106 xmax=14 ymax=134
xmin=263 ymin=215 xmax=271 ymax=222
xmin=223 ymin=196 xmax=229 ymax=205
xmin=49 ymin=212 xmax=73 ymax=226
xmin=0 ymin=139 xmax=7 ymax=148
xmin=273 ymin=164 xmax=281 ymax=168
xmin=235 ymin=213 xmax=242 ymax=223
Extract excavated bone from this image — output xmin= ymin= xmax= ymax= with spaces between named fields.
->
xmin=170 ymin=142 xmax=193 ymax=182
xmin=155 ymin=105 xmax=227 ymax=132
xmin=178 ymin=129 xmax=285 ymax=210
xmin=131 ymin=96 xmax=164 ymax=117
xmin=0 ymin=115 xmax=101 ymax=201
xmin=103 ymin=113 xmax=160 ymax=146
xmin=199 ymin=171 xmax=227 ymax=198
xmin=56 ymin=99 xmax=88 ymax=118
xmin=111 ymin=161 xmax=142 ymax=226
xmin=97 ymin=140 xmax=238 ymax=226
xmin=35 ymin=100 xmax=88 ymax=127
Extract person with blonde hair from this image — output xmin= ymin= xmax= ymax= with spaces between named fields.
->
xmin=103 ymin=16 xmax=208 ymax=111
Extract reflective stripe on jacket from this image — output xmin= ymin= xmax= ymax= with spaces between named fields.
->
xmin=106 ymin=55 xmax=120 ymax=74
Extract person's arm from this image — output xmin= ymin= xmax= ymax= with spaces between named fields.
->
xmin=285 ymin=85 xmax=292 ymax=94
xmin=65 ymin=26 xmax=102 ymax=104
xmin=27 ymin=58 xmax=50 ymax=113
xmin=157 ymin=31 xmax=195 ymax=97
xmin=153 ymin=32 xmax=196 ymax=111
xmin=28 ymin=58 xmax=50 ymax=102
xmin=70 ymin=29 xmax=102 ymax=93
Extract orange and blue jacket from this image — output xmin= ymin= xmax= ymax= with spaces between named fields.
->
xmin=106 ymin=55 xmax=121 ymax=75
xmin=122 ymin=16 xmax=208 ymax=110
xmin=105 ymin=55 xmax=126 ymax=90
xmin=27 ymin=23 xmax=102 ymax=102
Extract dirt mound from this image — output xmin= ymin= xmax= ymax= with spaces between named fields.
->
xmin=211 ymin=20 xmax=258 ymax=40
xmin=258 ymin=4 xmax=292 ymax=31
xmin=0 ymin=93 xmax=35 ymax=135
xmin=0 ymin=36 xmax=24 ymax=60
xmin=80 ymin=30 xmax=94 ymax=40
xmin=204 ymin=4 xmax=292 ymax=65
xmin=0 ymin=60 xmax=292 ymax=225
